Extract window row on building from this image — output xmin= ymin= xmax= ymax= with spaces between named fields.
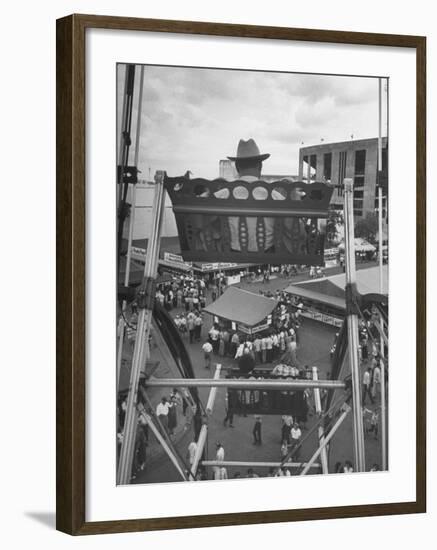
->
xmin=299 ymin=137 xmax=388 ymax=219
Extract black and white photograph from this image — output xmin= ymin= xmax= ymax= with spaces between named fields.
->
xmin=116 ymin=63 xmax=389 ymax=485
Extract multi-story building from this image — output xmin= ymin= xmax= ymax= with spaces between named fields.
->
xmin=219 ymin=159 xmax=238 ymax=180
xmin=298 ymin=137 xmax=388 ymax=219
xmin=126 ymin=181 xmax=178 ymax=239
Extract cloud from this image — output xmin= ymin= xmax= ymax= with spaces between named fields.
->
xmin=295 ymin=97 xmax=337 ymax=127
xmin=118 ymin=64 xmax=385 ymax=178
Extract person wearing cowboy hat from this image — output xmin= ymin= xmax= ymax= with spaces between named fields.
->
xmin=214 ymin=138 xmax=281 ymax=253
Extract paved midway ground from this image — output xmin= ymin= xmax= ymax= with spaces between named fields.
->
xmin=128 ymin=260 xmax=383 ymax=484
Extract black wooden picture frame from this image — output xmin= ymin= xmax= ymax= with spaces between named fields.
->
xmin=56 ymin=13 xmax=426 ymax=535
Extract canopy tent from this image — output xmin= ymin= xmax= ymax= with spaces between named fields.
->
xmin=320 ymin=265 xmax=388 ymax=296
xmin=203 ymin=286 xmax=278 ymax=327
xmin=338 ymin=238 xmax=376 ymax=253
xmin=119 ymin=257 xmax=174 ymax=287
xmin=284 ymin=285 xmax=346 ymax=310
xmin=285 ymin=265 xmax=388 ymax=311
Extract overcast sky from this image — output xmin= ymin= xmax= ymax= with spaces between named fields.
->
xmin=117 ymin=64 xmax=388 ymax=179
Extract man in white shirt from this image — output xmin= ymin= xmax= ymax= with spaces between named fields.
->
xmin=155 ymin=290 xmax=165 ymax=306
xmin=287 ymin=338 xmax=298 ymax=365
xmin=362 ymin=367 xmax=374 ymax=405
xmin=156 ymin=397 xmax=170 ymax=433
xmin=216 ymin=442 xmax=224 ymax=461
xmin=202 ymin=341 xmax=213 ymax=369
xmin=213 ymin=442 xmax=225 ymax=480
xmin=372 ymin=362 xmax=382 ymax=398
xmin=290 ymin=423 xmax=302 ymax=459
xmin=209 ymin=326 xmax=220 ymax=353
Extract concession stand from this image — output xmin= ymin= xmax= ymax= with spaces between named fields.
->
xmin=203 ymin=286 xmax=279 ymax=336
xmin=285 ymin=265 xmax=388 ymax=327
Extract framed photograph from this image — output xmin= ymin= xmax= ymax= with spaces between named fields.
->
xmin=56 ymin=14 xmax=426 ymax=535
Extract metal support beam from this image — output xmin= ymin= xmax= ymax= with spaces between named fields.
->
xmin=380 ymin=314 xmax=388 ymax=471
xmin=300 ymin=404 xmax=351 ymax=475
xmin=344 ymin=178 xmax=366 ymax=472
xmin=140 ymin=412 xmax=187 ymax=481
xmin=372 ymin=315 xmax=388 ymax=347
xmin=312 ymin=367 xmax=329 ymax=474
xmin=116 ymin=66 xmax=145 ymax=387
xmin=206 ymin=364 xmax=221 ymax=414
xmin=190 ymin=366 xmax=221 ymax=477
xmin=116 ymin=183 xmax=137 ymax=387
xmin=376 ymin=124 xmax=388 ymax=473
xmin=145 ymin=378 xmax=345 ymax=390
xmin=117 ymin=171 xmax=167 ymax=485
xmin=191 ymin=424 xmax=207 ymax=478
xmin=202 ymin=460 xmax=320 ymax=469
xmin=377 ymin=78 xmax=388 ymax=472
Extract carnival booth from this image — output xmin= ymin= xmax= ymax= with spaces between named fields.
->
xmin=338 ymin=238 xmax=376 ymax=262
xmin=203 ymin=286 xmax=279 ymax=335
xmin=203 ymin=286 xmax=313 ymax=417
xmin=191 ymin=262 xmax=260 ymax=285
xmin=285 ymin=265 xmax=388 ymax=327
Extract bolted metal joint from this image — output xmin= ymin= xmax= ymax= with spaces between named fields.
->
xmin=117 ymin=165 xmax=138 ymax=184
xmin=136 ymin=276 xmax=156 ymax=310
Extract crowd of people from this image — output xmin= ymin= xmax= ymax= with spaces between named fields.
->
xmin=154 ymin=271 xmax=227 ymax=313
xmin=204 ymin=324 xmax=299 ymax=367
xmin=168 ymin=270 xmax=326 ymax=480
xmin=118 ymin=257 xmax=386 ymax=483
xmin=203 ymin=294 xmax=303 ymax=369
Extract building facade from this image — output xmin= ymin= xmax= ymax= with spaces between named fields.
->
xmin=127 ymin=182 xmax=178 ymax=240
xmin=298 ymin=137 xmax=388 ymax=219
xmin=219 ymin=159 xmax=238 ymax=180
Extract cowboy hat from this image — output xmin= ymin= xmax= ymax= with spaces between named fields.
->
xmin=227 ymin=138 xmax=270 ymax=162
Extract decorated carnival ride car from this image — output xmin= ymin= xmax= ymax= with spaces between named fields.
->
xmin=164 ymin=174 xmax=334 ymax=265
